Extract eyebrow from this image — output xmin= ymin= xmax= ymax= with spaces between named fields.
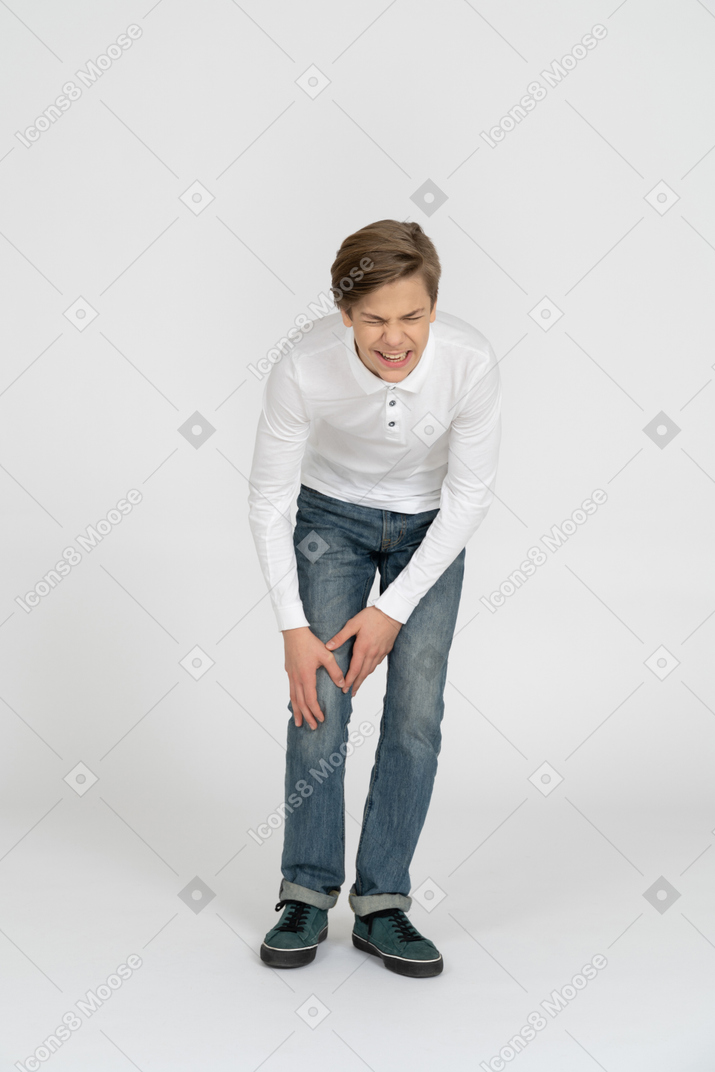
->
xmin=359 ymin=308 xmax=425 ymax=321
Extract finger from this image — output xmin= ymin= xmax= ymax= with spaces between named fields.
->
xmin=320 ymin=651 xmax=346 ymax=689
xmin=342 ymin=650 xmax=365 ymax=693
xmin=325 ymin=620 xmax=357 ymax=651
xmin=300 ymin=681 xmax=325 ymax=728
xmin=301 ymin=705 xmax=318 ymax=730
xmin=294 ymin=683 xmax=317 ymax=730
xmin=352 ymin=657 xmax=378 ymax=696
xmin=289 ymin=687 xmax=303 ymax=728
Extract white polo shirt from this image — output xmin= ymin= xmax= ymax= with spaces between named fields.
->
xmin=247 ymin=309 xmax=502 ymax=631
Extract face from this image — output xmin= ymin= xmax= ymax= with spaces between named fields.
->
xmin=340 ymin=274 xmax=436 ymax=383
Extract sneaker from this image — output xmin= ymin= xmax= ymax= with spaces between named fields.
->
xmin=352 ymin=907 xmax=443 ymax=978
xmin=260 ymin=899 xmax=328 ymax=968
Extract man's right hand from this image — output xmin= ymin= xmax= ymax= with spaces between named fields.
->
xmin=282 ymin=626 xmax=346 ymax=730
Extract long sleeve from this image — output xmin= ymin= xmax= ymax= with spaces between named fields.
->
xmin=247 ymin=355 xmax=312 ymax=631
xmin=373 ymin=345 xmax=502 ymax=623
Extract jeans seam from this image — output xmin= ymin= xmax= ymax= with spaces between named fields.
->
xmin=354 ymin=706 xmax=387 ymax=897
xmin=340 ymin=716 xmax=350 ymax=877
xmin=359 ymin=566 xmax=375 ymax=610
xmin=380 ymin=512 xmax=407 ymax=551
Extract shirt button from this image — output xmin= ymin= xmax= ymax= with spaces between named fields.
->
xmin=389 ymin=399 xmax=396 ymax=406
xmin=388 ymin=421 xmax=395 ymax=427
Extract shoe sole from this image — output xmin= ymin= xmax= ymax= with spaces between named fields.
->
xmin=352 ymin=933 xmax=443 ymax=978
xmin=260 ymin=924 xmax=328 ymax=968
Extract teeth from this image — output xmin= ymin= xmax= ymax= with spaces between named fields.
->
xmin=379 ymin=351 xmax=408 ymax=360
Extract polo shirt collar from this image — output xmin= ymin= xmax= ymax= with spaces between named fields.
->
xmin=341 ymin=322 xmax=435 ymax=394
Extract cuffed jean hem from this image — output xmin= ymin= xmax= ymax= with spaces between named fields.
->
xmin=348 ymin=883 xmax=412 ymax=916
xmin=279 ymin=879 xmax=340 ymax=911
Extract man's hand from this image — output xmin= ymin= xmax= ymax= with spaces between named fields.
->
xmin=283 ymin=626 xmax=346 ymax=730
xmin=325 ymin=606 xmax=402 ymax=698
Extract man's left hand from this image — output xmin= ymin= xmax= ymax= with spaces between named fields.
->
xmin=325 ymin=606 xmax=402 ymax=697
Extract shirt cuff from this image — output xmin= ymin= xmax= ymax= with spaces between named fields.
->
xmin=373 ymin=588 xmax=418 ymax=625
xmin=275 ymin=603 xmax=311 ymax=632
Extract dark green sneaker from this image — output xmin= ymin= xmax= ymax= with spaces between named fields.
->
xmin=260 ymin=899 xmax=328 ymax=968
xmin=352 ymin=907 xmax=443 ymax=978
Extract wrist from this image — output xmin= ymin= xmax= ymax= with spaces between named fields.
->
xmin=373 ymin=606 xmax=401 ymax=627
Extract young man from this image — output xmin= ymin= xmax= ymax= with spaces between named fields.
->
xmin=247 ymin=219 xmax=502 ymax=978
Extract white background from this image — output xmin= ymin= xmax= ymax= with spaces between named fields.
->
xmin=0 ymin=1 xmax=714 ymax=1069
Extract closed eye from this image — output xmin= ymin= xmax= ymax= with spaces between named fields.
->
xmin=364 ymin=316 xmax=422 ymax=324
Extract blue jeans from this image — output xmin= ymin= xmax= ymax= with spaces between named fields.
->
xmin=279 ymin=484 xmax=465 ymax=917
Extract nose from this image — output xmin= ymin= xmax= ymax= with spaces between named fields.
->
xmin=381 ymin=329 xmax=407 ymax=350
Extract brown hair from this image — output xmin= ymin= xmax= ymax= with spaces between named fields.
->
xmin=330 ymin=219 xmax=441 ymax=317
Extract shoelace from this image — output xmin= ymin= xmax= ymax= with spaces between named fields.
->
xmin=365 ymin=908 xmax=424 ymax=943
xmin=274 ymin=899 xmax=311 ymax=933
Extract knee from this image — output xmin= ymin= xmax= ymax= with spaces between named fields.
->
xmin=286 ymin=705 xmax=348 ymax=754
xmin=391 ymin=685 xmax=445 ymax=753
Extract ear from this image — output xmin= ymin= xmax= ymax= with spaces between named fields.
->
xmin=429 ymin=301 xmax=437 ymax=322
xmin=340 ymin=308 xmax=353 ymax=326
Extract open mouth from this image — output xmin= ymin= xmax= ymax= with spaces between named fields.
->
xmin=375 ymin=349 xmax=412 ymax=368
